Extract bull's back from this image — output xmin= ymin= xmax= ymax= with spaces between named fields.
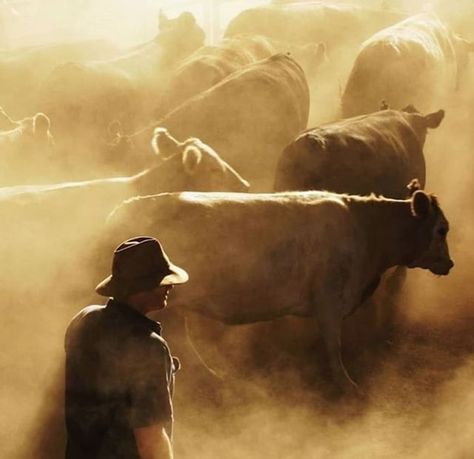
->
xmin=342 ymin=14 xmax=456 ymax=117
xmin=107 ymin=192 xmax=357 ymax=323
xmin=274 ymin=110 xmax=425 ymax=198
xmin=161 ymin=54 xmax=309 ymax=185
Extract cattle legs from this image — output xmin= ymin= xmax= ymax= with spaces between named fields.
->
xmin=317 ymin=305 xmax=358 ymax=392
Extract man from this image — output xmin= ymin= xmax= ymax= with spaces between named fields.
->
xmin=65 ymin=236 xmax=188 ymax=459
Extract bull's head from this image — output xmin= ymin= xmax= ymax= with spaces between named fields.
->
xmin=151 ymin=127 xmax=250 ymax=193
xmin=407 ymin=187 xmax=454 ymax=276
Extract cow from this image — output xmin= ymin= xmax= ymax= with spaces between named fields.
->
xmin=104 ymin=185 xmax=453 ymax=391
xmin=162 ymin=34 xmax=326 ymax=113
xmin=274 ymin=107 xmax=445 ymax=198
xmin=118 ymin=53 xmax=309 ymax=191
xmin=224 ymin=3 xmax=404 ymax=52
xmin=37 ymin=11 xmax=205 ymax=164
xmin=341 ymin=13 xmax=474 ymax=118
xmin=0 ymin=110 xmax=56 ymax=185
xmin=0 ymin=38 xmax=119 ymax=119
xmin=0 ymin=127 xmax=248 ymax=208
xmin=225 ymin=3 xmax=406 ymax=124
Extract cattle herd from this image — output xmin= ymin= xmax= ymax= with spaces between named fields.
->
xmin=0 ymin=2 xmax=473 ymax=458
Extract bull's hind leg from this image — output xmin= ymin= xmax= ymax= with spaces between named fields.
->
xmin=316 ymin=303 xmax=358 ymax=392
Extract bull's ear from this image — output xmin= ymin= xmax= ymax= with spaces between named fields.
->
xmin=33 ymin=113 xmax=50 ymax=135
xmin=380 ymin=100 xmax=389 ymax=110
xmin=177 ymin=11 xmax=196 ymax=27
xmin=455 ymin=35 xmax=474 ymax=53
xmin=0 ymin=106 xmax=16 ymax=130
xmin=402 ymin=104 xmax=419 ymax=113
xmin=183 ymin=145 xmax=202 ymax=175
xmin=152 ymin=127 xmax=179 ymax=159
xmin=407 ymin=178 xmax=422 ymax=196
xmin=411 ymin=190 xmax=432 ymax=218
xmin=314 ymin=42 xmax=327 ymax=63
xmin=107 ymin=119 xmax=122 ymax=138
xmin=423 ymin=109 xmax=445 ymax=129
xmin=158 ymin=10 xmax=170 ymax=30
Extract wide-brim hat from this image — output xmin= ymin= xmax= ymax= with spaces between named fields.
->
xmin=96 ymin=236 xmax=188 ymax=298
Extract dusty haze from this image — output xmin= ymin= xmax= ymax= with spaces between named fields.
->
xmin=0 ymin=1 xmax=473 ymax=458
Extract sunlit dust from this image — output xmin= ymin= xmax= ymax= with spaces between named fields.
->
xmin=0 ymin=1 xmax=472 ymax=458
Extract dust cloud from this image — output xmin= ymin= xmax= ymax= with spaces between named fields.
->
xmin=0 ymin=1 xmax=473 ymax=458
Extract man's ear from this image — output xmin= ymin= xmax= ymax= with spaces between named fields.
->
xmin=182 ymin=146 xmax=202 ymax=175
xmin=411 ymin=190 xmax=432 ymax=218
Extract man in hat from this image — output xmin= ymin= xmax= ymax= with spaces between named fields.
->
xmin=64 ymin=236 xmax=188 ymax=459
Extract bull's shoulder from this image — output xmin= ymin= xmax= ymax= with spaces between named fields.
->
xmin=300 ymin=109 xmax=416 ymax=149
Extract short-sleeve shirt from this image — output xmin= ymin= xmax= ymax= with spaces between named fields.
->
xmin=64 ymin=299 xmax=177 ymax=459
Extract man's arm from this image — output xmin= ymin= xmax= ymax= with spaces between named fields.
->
xmin=134 ymin=424 xmax=173 ymax=459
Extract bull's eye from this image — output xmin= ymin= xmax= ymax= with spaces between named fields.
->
xmin=438 ymin=227 xmax=448 ymax=237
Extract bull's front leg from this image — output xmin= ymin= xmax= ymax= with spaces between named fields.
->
xmin=316 ymin=301 xmax=358 ymax=393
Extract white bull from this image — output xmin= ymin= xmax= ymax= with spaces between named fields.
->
xmin=106 ymin=186 xmax=453 ymax=391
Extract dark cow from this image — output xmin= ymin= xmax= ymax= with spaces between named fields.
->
xmin=341 ymin=13 xmax=473 ymax=117
xmin=122 ymin=53 xmax=309 ymax=190
xmin=38 ymin=11 xmax=205 ymax=162
xmin=0 ymin=109 xmax=56 ymax=185
xmin=105 ymin=187 xmax=453 ymax=391
xmin=162 ymin=34 xmax=326 ymax=113
xmin=274 ymin=107 xmax=445 ymax=197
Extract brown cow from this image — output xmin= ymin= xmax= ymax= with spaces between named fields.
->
xmin=274 ymin=107 xmax=445 ymax=198
xmin=162 ymin=34 xmax=325 ymax=113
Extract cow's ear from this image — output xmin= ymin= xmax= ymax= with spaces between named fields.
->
xmin=183 ymin=145 xmax=202 ymax=175
xmin=158 ymin=10 xmax=170 ymax=30
xmin=402 ymin=104 xmax=419 ymax=113
xmin=177 ymin=11 xmax=196 ymax=27
xmin=107 ymin=119 xmax=122 ymax=138
xmin=407 ymin=178 xmax=422 ymax=196
xmin=33 ymin=113 xmax=50 ymax=135
xmin=380 ymin=100 xmax=389 ymax=110
xmin=411 ymin=190 xmax=432 ymax=218
xmin=152 ymin=127 xmax=179 ymax=159
xmin=314 ymin=42 xmax=327 ymax=62
xmin=423 ymin=109 xmax=445 ymax=129
xmin=455 ymin=35 xmax=474 ymax=53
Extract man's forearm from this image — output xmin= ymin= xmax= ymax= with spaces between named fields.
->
xmin=134 ymin=424 xmax=173 ymax=459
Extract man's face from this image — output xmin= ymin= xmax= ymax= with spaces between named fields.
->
xmin=147 ymin=284 xmax=174 ymax=310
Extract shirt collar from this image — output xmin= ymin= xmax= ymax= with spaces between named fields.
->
xmin=106 ymin=298 xmax=162 ymax=335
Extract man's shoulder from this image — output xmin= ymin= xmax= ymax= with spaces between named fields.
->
xmin=68 ymin=304 xmax=106 ymax=329
xmin=65 ymin=304 xmax=106 ymax=347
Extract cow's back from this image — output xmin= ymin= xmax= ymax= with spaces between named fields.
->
xmin=274 ymin=109 xmax=426 ymax=198
xmin=162 ymin=35 xmax=276 ymax=113
xmin=160 ymin=54 xmax=309 ymax=189
xmin=106 ymin=191 xmax=360 ymax=323
xmin=341 ymin=13 xmax=457 ymax=117
xmin=224 ymin=4 xmax=403 ymax=50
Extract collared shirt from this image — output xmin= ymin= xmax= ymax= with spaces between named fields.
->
xmin=64 ymin=299 xmax=177 ymax=459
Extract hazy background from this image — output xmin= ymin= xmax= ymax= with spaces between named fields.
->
xmin=0 ymin=1 xmax=473 ymax=458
